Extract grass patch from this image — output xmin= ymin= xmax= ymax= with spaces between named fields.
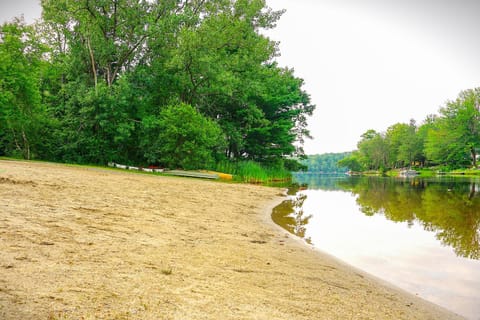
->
xmin=214 ymin=160 xmax=291 ymax=184
xmin=416 ymin=168 xmax=436 ymax=177
xmin=161 ymin=268 xmax=173 ymax=275
xmin=450 ymin=168 xmax=480 ymax=176
xmin=0 ymin=157 xmax=292 ymax=184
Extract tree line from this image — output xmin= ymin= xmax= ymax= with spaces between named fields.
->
xmin=300 ymin=152 xmax=350 ymax=173
xmin=0 ymin=0 xmax=314 ymax=171
xmin=338 ymin=88 xmax=480 ymax=172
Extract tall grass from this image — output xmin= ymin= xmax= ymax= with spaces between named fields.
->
xmin=214 ymin=160 xmax=291 ymax=184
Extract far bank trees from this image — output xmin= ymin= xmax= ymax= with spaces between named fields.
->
xmin=339 ymin=88 xmax=480 ymax=171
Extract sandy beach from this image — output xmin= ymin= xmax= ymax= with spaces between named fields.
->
xmin=0 ymin=160 xmax=464 ymax=319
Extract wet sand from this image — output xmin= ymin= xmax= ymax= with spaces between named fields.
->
xmin=0 ymin=160 xmax=464 ymax=319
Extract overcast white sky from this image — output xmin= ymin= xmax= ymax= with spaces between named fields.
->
xmin=265 ymin=0 xmax=480 ymax=154
xmin=0 ymin=0 xmax=40 ymax=24
xmin=2 ymin=0 xmax=480 ymax=154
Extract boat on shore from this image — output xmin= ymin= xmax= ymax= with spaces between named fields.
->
xmin=399 ymin=169 xmax=419 ymax=177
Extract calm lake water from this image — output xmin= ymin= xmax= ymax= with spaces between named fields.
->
xmin=273 ymin=174 xmax=480 ymax=320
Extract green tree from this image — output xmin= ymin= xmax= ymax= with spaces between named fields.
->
xmin=0 ymin=19 xmax=51 ymax=159
xmin=151 ymin=0 xmax=313 ymax=163
xmin=41 ymin=0 xmax=178 ymax=88
xmin=384 ymin=120 xmax=421 ymax=168
xmin=54 ymin=80 xmax=139 ymax=164
xmin=141 ymin=103 xmax=223 ymax=170
xmin=247 ymin=65 xmax=314 ymax=163
xmin=302 ymin=152 xmax=351 ymax=173
xmin=1 ymin=1 xmax=314 ymax=169
xmin=426 ymin=89 xmax=480 ymax=168
xmin=414 ymin=115 xmax=438 ymax=167
xmin=337 ymin=152 xmax=364 ymax=172
xmin=357 ymin=129 xmax=388 ymax=171
xmin=385 ymin=123 xmax=410 ymax=168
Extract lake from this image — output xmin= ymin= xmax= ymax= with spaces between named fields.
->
xmin=273 ymin=174 xmax=480 ymax=320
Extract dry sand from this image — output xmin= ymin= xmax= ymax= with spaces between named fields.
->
xmin=0 ymin=160 xmax=464 ymax=319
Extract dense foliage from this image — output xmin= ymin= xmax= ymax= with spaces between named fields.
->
xmin=0 ymin=0 xmax=314 ymax=171
xmin=339 ymin=88 xmax=480 ymax=171
xmin=300 ymin=152 xmax=350 ymax=173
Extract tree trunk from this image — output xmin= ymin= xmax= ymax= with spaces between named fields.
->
xmin=471 ymin=147 xmax=477 ymax=168
xmin=86 ymin=37 xmax=98 ymax=94
xmin=469 ymin=182 xmax=476 ymax=200
xmin=22 ymin=130 xmax=30 ymax=160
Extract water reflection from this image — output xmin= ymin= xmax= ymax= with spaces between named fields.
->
xmin=272 ymin=193 xmax=312 ymax=244
xmin=277 ymin=174 xmax=480 ymax=319
xmin=291 ymin=174 xmax=480 ymax=260
xmin=337 ymin=177 xmax=480 ymax=260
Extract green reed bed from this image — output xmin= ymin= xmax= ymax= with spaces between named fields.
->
xmin=449 ymin=168 xmax=480 ymax=176
xmin=214 ymin=160 xmax=291 ymax=184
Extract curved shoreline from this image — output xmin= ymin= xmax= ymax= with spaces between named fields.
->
xmin=263 ymin=193 xmax=465 ymax=319
xmin=0 ymin=160 xmax=465 ymax=319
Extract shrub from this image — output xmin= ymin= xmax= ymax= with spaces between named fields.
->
xmin=141 ymin=103 xmax=224 ymax=169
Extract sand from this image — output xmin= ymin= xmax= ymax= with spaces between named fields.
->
xmin=0 ymin=160 xmax=464 ymax=319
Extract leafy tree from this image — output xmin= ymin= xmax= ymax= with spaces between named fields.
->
xmin=357 ymin=129 xmax=388 ymax=171
xmin=426 ymin=89 xmax=480 ymax=168
xmin=385 ymin=123 xmax=410 ymax=168
xmin=150 ymin=0 xmax=312 ymax=162
xmin=384 ymin=120 xmax=422 ymax=168
xmin=412 ymin=116 xmax=437 ymax=167
xmin=141 ymin=103 xmax=223 ymax=170
xmin=0 ymin=19 xmax=51 ymax=159
xmin=302 ymin=152 xmax=351 ymax=173
xmin=337 ymin=152 xmax=364 ymax=172
xmin=54 ymin=79 xmax=139 ymax=164
xmin=247 ymin=65 xmax=314 ymax=162
xmin=1 ymin=1 xmax=314 ymax=171
xmin=334 ymin=88 xmax=480 ymax=172
xmin=41 ymin=0 xmax=178 ymax=88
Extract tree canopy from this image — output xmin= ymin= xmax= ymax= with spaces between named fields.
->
xmin=301 ymin=152 xmax=350 ymax=173
xmin=339 ymin=88 xmax=480 ymax=171
xmin=0 ymin=1 xmax=314 ymax=171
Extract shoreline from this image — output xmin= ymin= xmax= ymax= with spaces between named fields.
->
xmin=0 ymin=160 xmax=465 ymax=319
xmin=263 ymin=194 xmax=465 ymax=319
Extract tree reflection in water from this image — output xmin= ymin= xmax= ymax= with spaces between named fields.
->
xmin=272 ymin=192 xmax=312 ymax=244
xmin=335 ymin=177 xmax=480 ymax=260
xmin=286 ymin=174 xmax=480 ymax=319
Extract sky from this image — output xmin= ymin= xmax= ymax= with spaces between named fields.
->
xmin=1 ymin=0 xmax=480 ymax=154
xmin=264 ymin=0 xmax=480 ymax=154
xmin=0 ymin=0 xmax=40 ymax=24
